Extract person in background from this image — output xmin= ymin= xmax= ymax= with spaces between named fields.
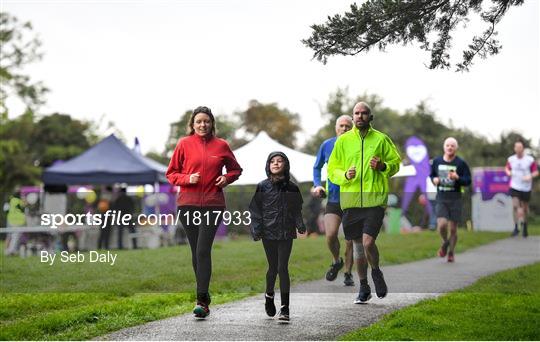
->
xmin=4 ymin=189 xmax=26 ymax=256
xmin=505 ymin=139 xmax=538 ymax=238
xmin=312 ymin=115 xmax=355 ymax=286
xmin=97 ymin=186 xmax=113 ymax=250
xmin=430 ymin=137 xmax=471 ymax=262
xmin=114 ymin=186 xmax=136 ymax=249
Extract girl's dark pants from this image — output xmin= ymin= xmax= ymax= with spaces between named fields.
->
xmin=262 ymin=239 xmax=293 ymax=306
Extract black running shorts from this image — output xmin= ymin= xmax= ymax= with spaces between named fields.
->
xmin=325 ymin=202 xmax=343 ymax=218
xmin=342 ymin=206 xmax=385 ymax=240
xmin=509 ymin=188 xmax=531 ymax=202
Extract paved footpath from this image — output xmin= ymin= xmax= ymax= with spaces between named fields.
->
xmin=102 ymin=237 xmax=540 ymax=341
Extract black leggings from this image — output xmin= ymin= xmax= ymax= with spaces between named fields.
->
xmin=262 ymin=239 xmax=293 ymax=306
xmin=178 ymin=206 xmax=223 ymax=303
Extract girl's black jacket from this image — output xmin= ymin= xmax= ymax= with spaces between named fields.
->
xmin=249 ymin=151 xmax=306 ymax=241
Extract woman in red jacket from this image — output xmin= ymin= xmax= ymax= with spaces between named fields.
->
xmin=166 ymin=106 xmax=242 ymax=318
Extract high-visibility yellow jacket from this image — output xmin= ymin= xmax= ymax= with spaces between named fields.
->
xmin=328 ymin=125 xmax=401 ymax=209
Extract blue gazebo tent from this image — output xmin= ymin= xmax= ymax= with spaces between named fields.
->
xmin=42 ymin=134 xmax=167 ymax=185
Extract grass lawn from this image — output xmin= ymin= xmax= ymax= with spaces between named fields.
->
xmin=341 ymin=262 xmax=540 ymax=341
xmin=0 ymin=226 xmax=536 ymax=340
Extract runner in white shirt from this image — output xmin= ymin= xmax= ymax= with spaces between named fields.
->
xmin=505 ymin=140 xmax=539 ymax=238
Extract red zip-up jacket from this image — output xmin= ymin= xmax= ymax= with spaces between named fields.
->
xmin=166 ymin=134 xmax=242 ymax=207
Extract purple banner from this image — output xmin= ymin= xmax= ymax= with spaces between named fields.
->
xmin=473 ymin=167 xmax=510 ymax=201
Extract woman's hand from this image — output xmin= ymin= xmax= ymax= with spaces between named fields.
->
xmin=215 ymin=175 xmax=228 ymax=188
xmin=189 ymin=172 xmax=200 ymax=184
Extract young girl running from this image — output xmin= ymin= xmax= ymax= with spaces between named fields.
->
xmin=249 ymin=151 xmax=306 ymax=321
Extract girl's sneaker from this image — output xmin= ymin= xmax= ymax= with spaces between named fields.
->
xmin=193 ymin=302 xmax=210 ymax=318
xmin=278 ymin=305 xmax=289 ymax=322
xmin=265 ymin=293 xmax=276 ymax=317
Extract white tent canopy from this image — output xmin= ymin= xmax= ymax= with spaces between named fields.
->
xmin=231 ymin=131 xmax=415 ymax=185
xmin=232 ymin=131 xmax=316 ymax=185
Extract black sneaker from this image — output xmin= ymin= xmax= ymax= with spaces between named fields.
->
xmin=523 ymin=224 xmax=528 ymax=238
xmin=354 ymin=283 xmax=372 ymax=304
xmin=325 ymin=257 xmax=344 ymax=281
xmin=343 ymin=272 xmax=355 ymax=286
xmin=265 ymin=293 xmax=276 ymax=317
xmin=511 ymin=228 xmax=519 ymax=237
xmin=278 ymin=305 xmax=290 ymax=321
xmin=371 ymin=268 xmax=388 ymax=299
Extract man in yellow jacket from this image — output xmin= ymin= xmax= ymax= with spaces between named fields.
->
xmin=328 ymin=101 xmax=401 ymax=304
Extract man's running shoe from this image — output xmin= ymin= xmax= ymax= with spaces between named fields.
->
xmin=344 ymin=272 xmax=355 ymax=286
xmin=511 ymin=228 xmax=520 ymax=237
xmin=371 ymin=268 xmax=388 ymax=299
xmin=277 ymin=305 xmax=290 ymax=322
xmin=354 ymin=283 xmax=372 ymax=304
xmin=265 ymin=293 xmax=276 ymax=317
xmin=438 ymin=241 xmax=450 ymax=257
xmin=447 ymin=252 xmax=455 ymax=263
xmin=523 ymin=225 xmax=528 ymax=238
xmin=193 ymin=302 xmax=210 ymax=318
xmin=325 ymin=257 xmax=344 ymax=281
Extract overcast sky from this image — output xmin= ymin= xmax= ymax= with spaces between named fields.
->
xmin=3 ymin=0 xmax=539 ymax=154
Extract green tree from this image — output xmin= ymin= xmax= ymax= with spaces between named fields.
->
xmin=302 ymin=0 xmax=525 ymax=71
xmin=303 ymin=88 xmax=533 ymax=168
xmin=303 ymin=89 xmax=394 ymax=154
xmin=236 ymin=100 xmax=301 ymax=149
xmin=1 ymin=112 xmax=99 ymax=192
xmin=303 ymin=88 xmax=356 ymax=154
xmin=31 ymin=113 xmax=93 ymax=167
xmin=0 ymin=110 xmax=41 ymax=194
xmin=0 ymin=12 xmax=48 ymax=114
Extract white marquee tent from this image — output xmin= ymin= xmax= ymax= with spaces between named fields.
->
xmin=231 ymin=131 xmax=415 ymax=185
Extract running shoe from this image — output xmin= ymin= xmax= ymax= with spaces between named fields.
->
xmin=278 ymin=305 xmax=290 ymax=321
xmin=371 ymin=268 xmax=388 ymax=299
xmin=344 ymin=272 xmax=355 ymax=286
xmin=523 ymin=225 xmax=528 ymax=238
xmin=447 ymin=252 xmax=455 ymax=263
xmin=325 ymin=257 xmax=344 ymax=281
xmin=511 ymin=228 xmax=519 ymax=237
xmin=438 ymin=241 xmax=450 ymax=257
xmin=354 ymin=283 xmax=372 ymax=304
xmin=193 ymin=302 xmax=210 ymax=318
xmin=265 ymin=293 xmax=276 ymax=317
